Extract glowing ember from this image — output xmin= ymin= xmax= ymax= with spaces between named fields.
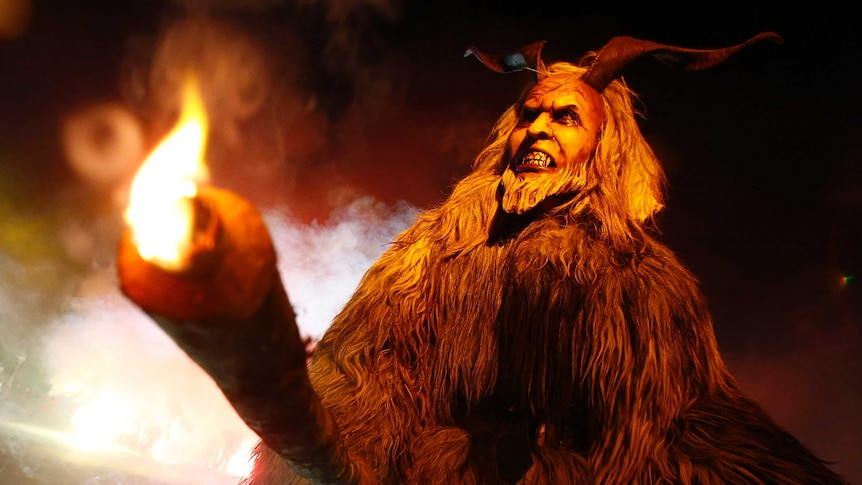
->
xmin=124 ymin=73 xmax=210 ymax=271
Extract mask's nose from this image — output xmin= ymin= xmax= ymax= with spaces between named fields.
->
xmin=525 ymin=112 xmax=554 ymax=140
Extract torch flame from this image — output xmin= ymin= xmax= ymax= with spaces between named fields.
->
xmin=125 ymin=74 xmax=210 ymax=271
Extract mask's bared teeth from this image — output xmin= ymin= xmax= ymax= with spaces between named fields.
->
xmin=519 ymin=151 xmax=554 ymax=168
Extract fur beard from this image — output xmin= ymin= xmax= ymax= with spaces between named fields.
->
xmin=499 ymin=166 xmax=586 ymax=215
xmin=400 ymin=173 xmax=604 ymax=433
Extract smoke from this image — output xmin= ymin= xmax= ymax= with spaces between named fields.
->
xmin=0 ymin=255 xmax=42 ymax=365
xmin=111 ymin=1 xmax=422 ymax=217
xmin=266 ymin=196 xmax=418 ymax=339
xmin=42 ymin=268 xmax=257 ymax=481
xmin=0 ymin=194 xmax=415 ymax=483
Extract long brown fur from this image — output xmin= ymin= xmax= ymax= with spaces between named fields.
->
xmin=244 ymin=62 xmax=848 ymax=484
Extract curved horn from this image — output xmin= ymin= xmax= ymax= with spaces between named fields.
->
xmin=580 ymin=32 xmax=784 ymax=92
xmin=464 ymin=40 xmax=547 ymax=73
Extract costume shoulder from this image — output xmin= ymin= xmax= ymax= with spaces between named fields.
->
xmin=611 ymin=234 xmax=726 ymax=372
xmin=637 ymin=235 xmax=703 ymax=292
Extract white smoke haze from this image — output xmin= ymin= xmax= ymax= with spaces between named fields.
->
xmin=42 ymin=269 xmax=258 ymax=483
xmin=0 ymin=195 xmax=414 ymax=484
xmin=267 ymin=196 xmax=418 ymax=338
xmin=0 ymin=255 xmax=42 ymax=358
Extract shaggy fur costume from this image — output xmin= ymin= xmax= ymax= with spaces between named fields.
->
xmin=244 ymin=63 xmax=848 ymax=484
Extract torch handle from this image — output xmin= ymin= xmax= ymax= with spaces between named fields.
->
xmin=118 ymin=187 xmax=369 ymax=484
xmin=152 ymin=274 xmax=365 ymax=485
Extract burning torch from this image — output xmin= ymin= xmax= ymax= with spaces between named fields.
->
xmin=116 ymin=74 xmax=367 ymax=484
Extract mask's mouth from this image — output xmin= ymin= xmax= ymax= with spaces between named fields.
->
xmin=514 ymin=151 xmax=556 ymax=174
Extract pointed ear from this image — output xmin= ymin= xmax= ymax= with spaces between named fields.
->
xmin=464 ymin=41 xmax=547 ymax=74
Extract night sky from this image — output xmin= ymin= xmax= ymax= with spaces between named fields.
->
xmin=1 ymin=1 xmax=860 ymax=483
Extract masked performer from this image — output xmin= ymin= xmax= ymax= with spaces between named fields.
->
xmin=239 ymin=33 xmax=848 ymax=484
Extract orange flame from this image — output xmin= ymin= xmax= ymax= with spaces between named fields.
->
xmin=125 ymin=74 xmax=210 ymax=271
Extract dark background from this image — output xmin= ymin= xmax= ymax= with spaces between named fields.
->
xmin=1 ymin=1 xmax=859 ymax=483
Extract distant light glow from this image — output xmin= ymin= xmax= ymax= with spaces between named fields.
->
xmin=225 ymin=437 xmax=258 ymax=479
xmin=60 ymin=101 xmax=144 ymax=186
xmin=0 ymin=0 xmax=31 ymax=39
xmin=70 ymin=391 xmax=136 ymax=450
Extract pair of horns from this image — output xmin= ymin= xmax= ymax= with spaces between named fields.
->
xmin=464 ymin=32 xmax=783 ymax=92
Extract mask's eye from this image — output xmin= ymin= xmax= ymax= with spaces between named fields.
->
xmin=520 ymin=106 xmax=539 ymax=124
xmin=555 ymin=109 xmax=581 ymax=127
